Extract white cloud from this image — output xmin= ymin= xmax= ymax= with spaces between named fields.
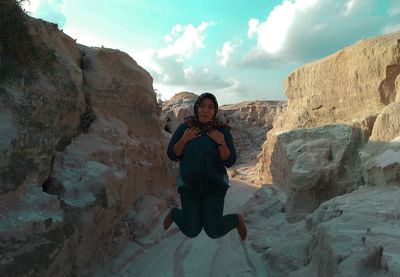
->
xmin=128 ymin=22 xmax=244 ymax=102
xmin=216 ymin=42 xmax=235 ymax=66
xmin=382 ymin=24 xmax=400 ymax=34
xmin=215 ymin=78 xmax=249 ymax=105
xmin=183 ymin=66 xmax=234 ymax=89
xmin=388 ymin=0 xmax=400 ymax=16
xmin=241 ymin=0 xmax=389 ymax=68
xmin=342 ymin=0 xmax=358 ymax=16
xmin=247 ymin=1 xmax=298 ymax=54
xmin=153 ymin=77 xmax=247 ymax=105
xmin=158 ymin=22 xmax=212 ymax=58
xmin=22 ymin=0 xmax=40 ymax=13
xmin=389 ymin=7 xmax=400 ymax=16
xmin=133 ymin=48 xmax=240 ymax=96
xmin=23 ymin=0 xmax=67 ymax=28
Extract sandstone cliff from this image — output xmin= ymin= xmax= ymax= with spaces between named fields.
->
xmin=248 ymin=31 xmax=400 ymax=276
xmin=257 ymin=31 xmax=400 ymax=186
xmin=0 ymin=17 xmax=177 ymax=276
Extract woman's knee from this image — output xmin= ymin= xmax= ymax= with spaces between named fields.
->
xmin=185 ymin=227 xmax=202 ymax=238
xmin=204 ymin=225 xmax=221 ymax=239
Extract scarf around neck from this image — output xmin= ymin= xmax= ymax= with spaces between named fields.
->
xmin=184 ymin=115 xmax=230 ymax=134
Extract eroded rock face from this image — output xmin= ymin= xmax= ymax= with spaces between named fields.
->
xmin=0 ymin=19 xmax=85 ymax=196
xmin=220 ymin=101 xmax=286 ymax=164
xmin=242 ymin=185 xmax=311 ymax=277
xmin=298 ymin=186 xmax=400 ymax=277
xmin=248 ymin=31 xmax=400 ymax=276
xmin=279 ymin=31 xmax=400 ymax=130
xmin=361 ymin=137 xmax=400 ymax=187
xmin=257 ymin=31 xmax=400 ymax=184
xmin=0 ymin=187 xmax=77 ymax=277
xmin=80 ymin=45 xmax=160 ymax=137
xmin=270 ymin=125 xmax=363 ymax=222
xmin=242 ymin=182 xmax=400 ymax=277
xmin=0 ymin=17 xmax=176 ymax=276
xmin=161 ymin=91 xmax=198 ymax=134
xmin=369 ymin=102 xmax=400 ymax=142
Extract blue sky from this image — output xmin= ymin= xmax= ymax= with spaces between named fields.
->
xmin=23 ymin=0 xmax=400 ymax=105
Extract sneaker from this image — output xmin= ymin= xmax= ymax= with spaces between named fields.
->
xmin=163 ymin=209 xmax=174 ymax=230
xmin=237 ymin=213 xmax=247 ymax=240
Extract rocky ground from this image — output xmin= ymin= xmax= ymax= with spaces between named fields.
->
xmin=94 ymin=178 xmax=268 ymax=277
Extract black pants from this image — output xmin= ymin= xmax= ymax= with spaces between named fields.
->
xmin=171 ymin=184 xmax=239 ymax=239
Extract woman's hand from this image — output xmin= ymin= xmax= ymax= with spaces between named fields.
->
xmin=182 ymin=127 xmax=201 ymax=143
xmin=207 ymin=129 xmax=225 ymax=145
xmin=173 ymin=127 xmax=200 ymax=157
xmin=208 ymin=130 xmax=230 ymax=160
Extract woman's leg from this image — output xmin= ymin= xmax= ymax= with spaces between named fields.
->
xmin=170 ymin=190 xmax=203 ymax=238
xmin=202 ymin=192 xmax=239 ymax=239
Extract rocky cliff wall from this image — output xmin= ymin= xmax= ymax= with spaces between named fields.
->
xmin=247 ymin=31 xmax=400 ymax=276
xmin=0 ymin=17 xmax=176 ymax=276
xmin=257 ymin=31 xmax=400 ymax=185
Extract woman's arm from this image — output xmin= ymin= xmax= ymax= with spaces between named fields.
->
xmin=217 ymin=143 xmax=230 ymax=161
xmin=173 ymin=136 xmax=188 ymax=157
xmin=167 ymin=124 xmax=186 ymax=161
xmin=207 ymin=128 xmax=236 ymax=164
xmin=167 ymin=125 xmax=201 ymax=161
xmin=220 ymin=128 xmax=236 ymax=167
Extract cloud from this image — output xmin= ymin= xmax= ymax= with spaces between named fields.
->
xmin=133 ymin=49 xmax=186 ymax=86
xmin=247 ymin=1 xmax=299 ymax=55
xmin=382 ymin=24 xmax=400 ymax=34
xmin=240 ymin=0 xmax=394 ymax=69
xmin=131 ymin=22 xmax=244 ymax=103
xmin=144 ymin=54 xmax=240 ymax=90
xmin=24 ymin=0 xmax=67 ymax=28
xmin=152 ymin=76 xmax=247 ymax=105
xmin=183 ymin=67 xmax=235 ymax=89
xmin=22 ymin=0 xmax=40 ymax=13
xmin=158 ymin=22 xmax=212 ymax=58
xmin=136 ymin=52 xmax=245 ymax=104
xmin=388 ymin=0 xmax=400 ymax=16
xmin=217 ymin=41 xmax=235 ymax=66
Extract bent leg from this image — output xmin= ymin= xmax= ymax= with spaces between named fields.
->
xmin=171 ymin=190 xmax=202 ymax=238
xmin=202 ymin=193 xmax=239 ymax=239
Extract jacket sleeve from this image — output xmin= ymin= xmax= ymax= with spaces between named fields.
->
xmin=221 ymin=128 xmax=236 ymax=167
xmin=167 ymin=124 xmax=187 ymax=161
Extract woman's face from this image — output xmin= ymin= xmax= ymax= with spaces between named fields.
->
xmin=197 ymin=98 xmax=216 ymax=123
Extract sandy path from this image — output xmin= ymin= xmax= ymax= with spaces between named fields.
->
xmin=96 ymin=179 xmax=268 ymax=277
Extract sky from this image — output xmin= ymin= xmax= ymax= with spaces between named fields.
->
xmin=23 ymin=0 xmax=400 ymax=105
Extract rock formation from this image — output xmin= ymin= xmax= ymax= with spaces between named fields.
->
xmin=247 ymin=30 xmax=400 ymax=276
xmin=270 ymin=124 xmax=363 ymax=222
xmin=160 ymin=91 xmax=198 ymax=134
xmin=257 ymin=31 xmax=400 ymax=185
xmin=0 ymin=17 xmax=176 ymax=276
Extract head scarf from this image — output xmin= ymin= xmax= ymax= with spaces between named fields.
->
xmin=193 ymin=92 xmax=219 ymax=118
xmin=184 ymin=92 xmax=230 ymax=134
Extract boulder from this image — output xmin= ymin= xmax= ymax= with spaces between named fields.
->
xmin=270 ymin=125 xmax=363 ymax=222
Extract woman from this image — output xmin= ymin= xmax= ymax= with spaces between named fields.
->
xmin=163 ymin=92 xmax=247 ymax=240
